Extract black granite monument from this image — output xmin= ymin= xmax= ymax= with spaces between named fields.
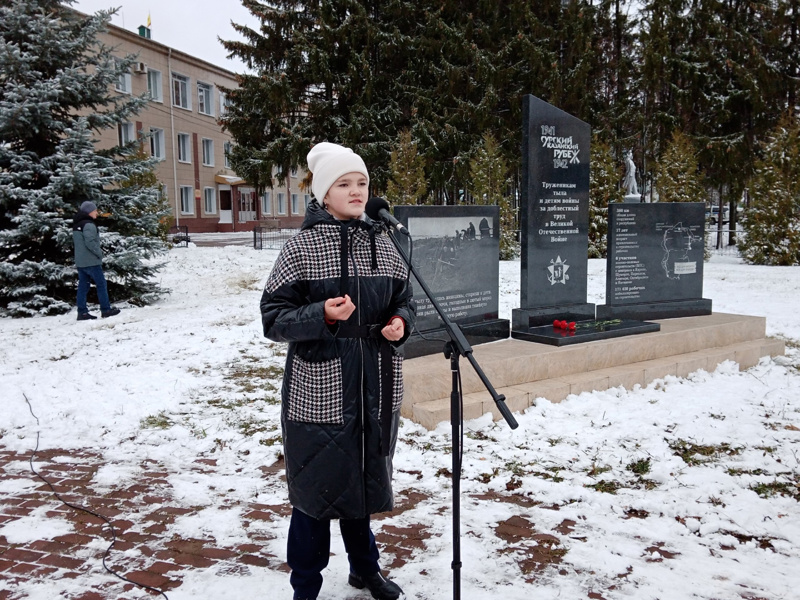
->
xmin=512 ymin=95 xmax=596 ymax=336
xmin=597 ymin=202 xmax=712 ymax=320
xmin=394 ymin=205 xmax=510 ymax=358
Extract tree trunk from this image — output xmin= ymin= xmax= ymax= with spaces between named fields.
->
xmin=717 ymin=185 xmax=725 ymax=250
xmin=727 ymin=194 xmax=737 ymax=246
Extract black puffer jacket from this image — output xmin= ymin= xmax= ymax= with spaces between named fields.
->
xmin=260 ymin=201 xmax=415 ymax=520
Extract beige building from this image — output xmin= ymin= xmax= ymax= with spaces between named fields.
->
xmin=94 ymin=20 xmax=309 ymax=232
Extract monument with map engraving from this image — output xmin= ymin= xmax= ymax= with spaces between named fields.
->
xmin=597 ymin=202 xmax=712 ymax=320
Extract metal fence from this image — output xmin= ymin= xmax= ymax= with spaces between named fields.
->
xmin=249 ymin=227 xmax=744 ymax=257
xmin=168 ymin=225 xmax=190 ymax=248
xmin=253 ymin=227 xmax=299 ymax=250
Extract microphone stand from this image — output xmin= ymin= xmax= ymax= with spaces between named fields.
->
xmin=386 ymin=227 xmax=519 ymax=600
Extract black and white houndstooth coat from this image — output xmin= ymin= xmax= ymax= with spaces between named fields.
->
xmin=260 ymin=201 xmax=415 ymax=520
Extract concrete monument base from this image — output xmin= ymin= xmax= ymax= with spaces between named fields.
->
xmin=596 ymin=298 xmax=712 ymax=321
xmin=401 ymin=312 xmax=784 ymax=430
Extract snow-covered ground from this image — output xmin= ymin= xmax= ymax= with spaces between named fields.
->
xmin=1 ymin=243 xmax=798 ymax=600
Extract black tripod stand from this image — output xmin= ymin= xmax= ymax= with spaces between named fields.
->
xmin=387 ymin=228 xmax=519 ymax=600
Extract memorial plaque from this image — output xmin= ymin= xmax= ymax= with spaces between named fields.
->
xmin=512 ymin=94 xmax=595 ymax=334
xmin=394 ymin=205 xmax=509 ymax=358
xmin=597 ymin=202 xmax=712 ymax=320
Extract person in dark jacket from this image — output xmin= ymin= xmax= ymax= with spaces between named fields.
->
xmin=260 ymin=143 xmax=415 ymax=600
xmin=72 ymin=200 xmax=120 ymax=320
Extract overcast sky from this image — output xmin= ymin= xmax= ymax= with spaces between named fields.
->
xmin=72 ymin=0 xmax=260 ymax=73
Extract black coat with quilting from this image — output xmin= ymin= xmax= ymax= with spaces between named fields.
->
xmin=260 ymin=201 xmax=415 ymax=520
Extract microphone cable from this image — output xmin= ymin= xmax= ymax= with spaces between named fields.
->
xmin=22 ymin=393 xmax=169 ymax=599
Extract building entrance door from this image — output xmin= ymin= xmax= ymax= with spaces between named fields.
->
xmin=238 ymin=188 xmax=256 ymax=222
xmin=219 ymin=188 xmax=232 ymax=224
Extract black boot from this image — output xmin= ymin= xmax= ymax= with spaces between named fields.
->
xmin=77 ymin=312 xmax=97 ymax=321
xmin=348 ymin=571 xmax=403 ymax=600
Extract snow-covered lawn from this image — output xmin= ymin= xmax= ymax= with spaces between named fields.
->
xmin=1 ymin=245 xmax=798 ymax=599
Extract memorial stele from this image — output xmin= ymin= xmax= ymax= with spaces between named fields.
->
xmin=512 ymin=94 xmax=595 ymax=335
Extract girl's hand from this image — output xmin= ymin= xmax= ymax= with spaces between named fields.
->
xmin=324 ymin=294 xmax=355 ymax=321
xmin=381 ymin=317 xmax=404 ymax=341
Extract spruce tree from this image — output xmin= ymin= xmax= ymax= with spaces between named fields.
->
xmin=386 ymin=129 xmax=428 ymax=206
xmin=0 ymin=0 xmax=168 ymax=317
xmin=497 ymin=192 xmax=518 ymax=261
xmin=221 ymin=0 xmax=408 ymax=194
xmin=468 ymin=133 xmax=516 ymax=259
xmin=739 ymin=114 xmax=800 ymax=266
xmin=469 ymin=133 xmax=507 ymax=207
xmin=654 ymin=130 xmax=706 ymax=204
xmin=588 ymin=136 xmax=623 ymax=258
xmin=637 ymin=0 xmax=697 ymax=198
xmin=775 ymin=0 xmax=799 ymax=111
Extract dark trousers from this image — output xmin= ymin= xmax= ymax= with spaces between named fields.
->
xmin=76 ymin=265 xmax=111 ymax=313
xmin=287 ymin=507 xmax=380 ymax=600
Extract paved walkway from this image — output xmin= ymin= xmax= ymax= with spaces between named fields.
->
xmin=0 ymin=447 xmax=431 ymax=599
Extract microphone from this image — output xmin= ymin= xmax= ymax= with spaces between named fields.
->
xmin=365 ymin=197 xmax=409 ymax=235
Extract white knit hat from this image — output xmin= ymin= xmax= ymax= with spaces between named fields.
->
xmin=306 ymin=142 xmax=369 ymax=202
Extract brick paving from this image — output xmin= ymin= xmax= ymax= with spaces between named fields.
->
xmin=0 ymin=447 xmax=288 ymax=598
xmin=0 ymin=448 xmax=431 ymax=599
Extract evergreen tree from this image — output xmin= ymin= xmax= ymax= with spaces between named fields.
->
xmin=739 ymin=114 xmax=800 ymax=266
xmin=0 ymin=0 xmax=168 ymax=317
xmin=221 ymin=0 xmax=408 ymax=194
xmin=691 ymin=1 xmax=781 ymax=211
xmin=588 ymin=136 xmax=623 ymax=258
xmin=220 ymin=0 xmax=798 ymax=214
xmin=497 ymin=192 xmax=518 ymax=261
xmin=469 ymin=133 xmax=507 ymax=207
xmin=121 ymin=146 xmax=172 ymax=243
xmin=654 ymin=130 xmax=706 ymax=204
xmin=468 ymin=133 xmax=516 ymax=259
xmin=386 ymin=129 xmax=428 ymax=206
xmin=775 ymin=0 xmax=799 ymax=112
xmin=638 ymin=0 xmax=697 ymax=198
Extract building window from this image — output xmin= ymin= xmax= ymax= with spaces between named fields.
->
xmin=261 ymin=191 xmax=271 ymax=215
xmin=198 ymin=82 xmax=214 ymax=116
xmin=304 ymin=194 xmax=311 ymax=210
xmin=277 ymin=192 xmax=286 ymax=215
xmin=172 ymin=73 xmax=191 ymax=109
xmin=290 ymin=167 xmax=298 ymax=178
xmin=201 ymin=138 xmax=214 ymax=166
xmin=118 ymin=122 xmax=134 ymax=145
xmin=291 ymin=193 xmax=299 ymax=214
xmin=115 ymin=58 xmax=131 ymax=93
xmin=219 ymin=91 xmax=231 ymax=116
xmin=150 ymin=127 xmax=165 ymax=160
xmin=224 ymin=141 xmax=232 ymax=168
xmin=180 ymin=186 xmax=194 ymax=214
xmin=204 ymin=187 xmax=216 ymax=214
xmin=147 ymin=69 xmax=162 ymax=102
xmin=177 ymin=133 xmax=191 ymax=163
